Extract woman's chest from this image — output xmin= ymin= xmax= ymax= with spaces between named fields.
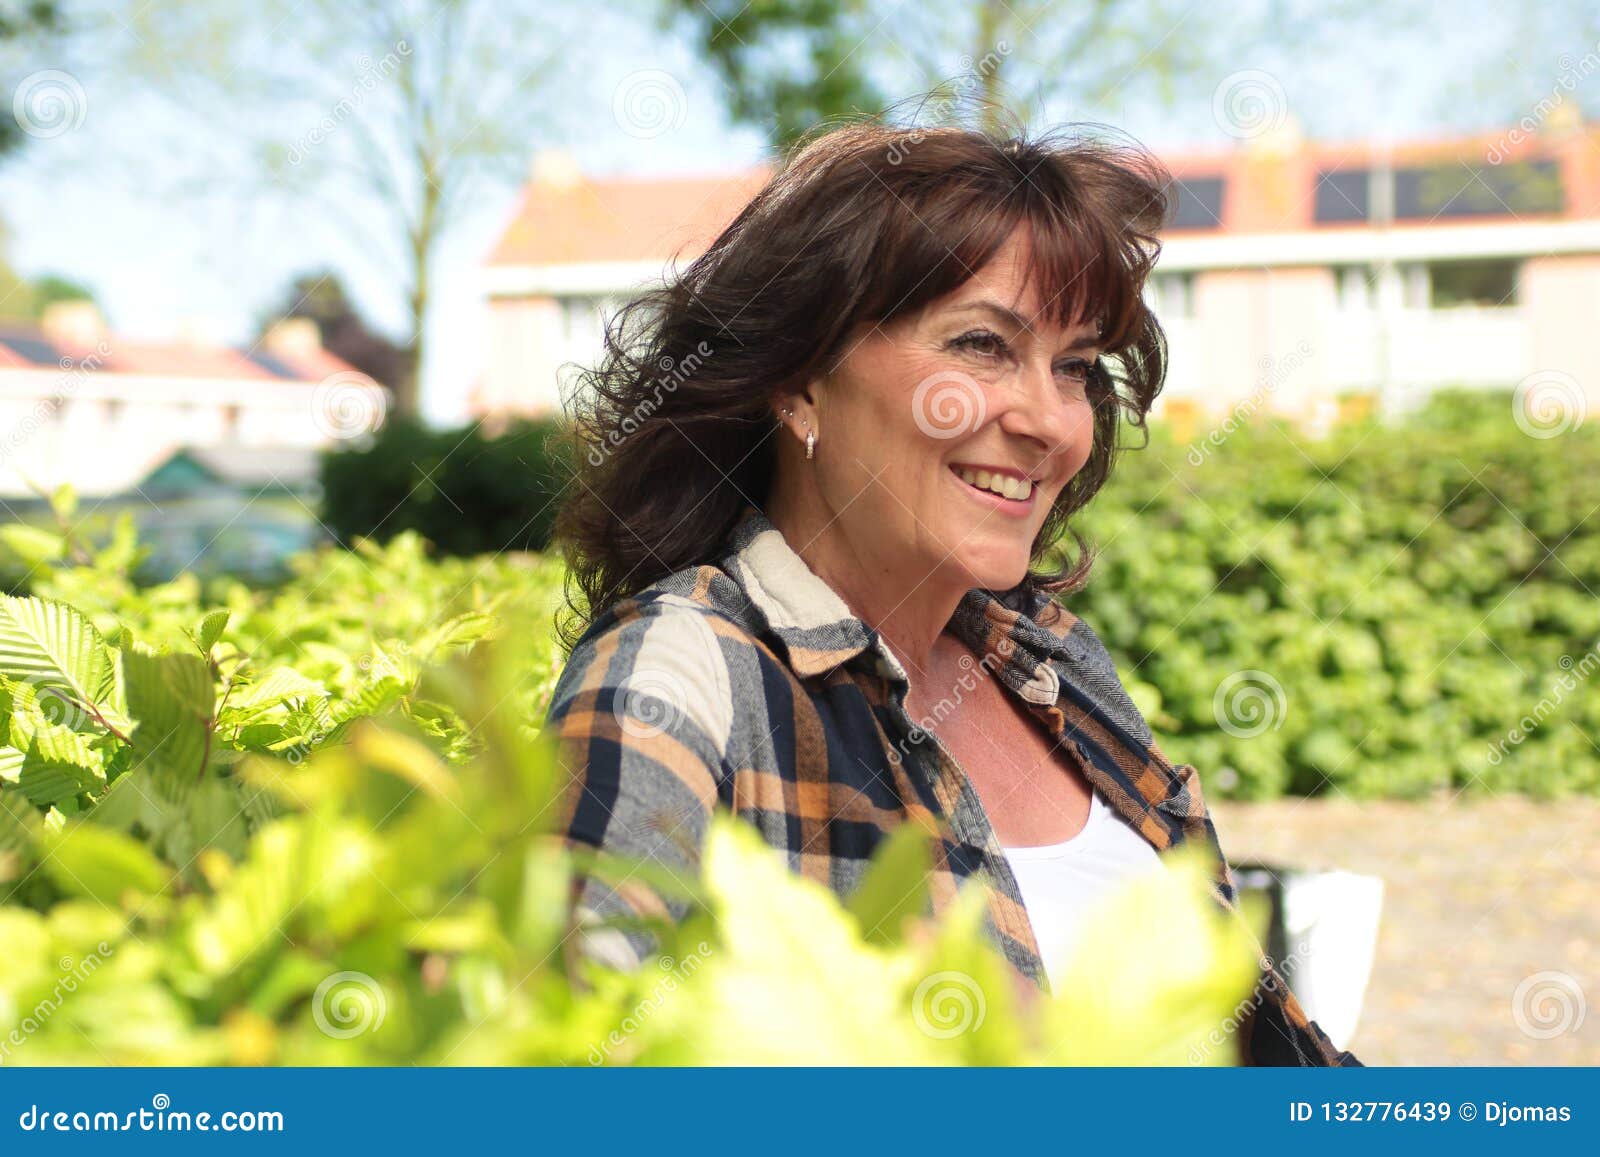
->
xmin=906 ymin=663 xmax=1096 ymax=847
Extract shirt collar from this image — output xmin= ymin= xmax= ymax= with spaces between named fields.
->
xmin=717 ymin=506 xmax=878 ymax=678
xmin=718 ymin=505 xmax=1080 ymax=690
xmin=720 ymin=505 xmax=1158 ymax=752
xmin=718 ymin=505 xmax=1189 ymax=826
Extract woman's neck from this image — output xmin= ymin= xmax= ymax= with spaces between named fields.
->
xmin=765 ymin=495 xmax=962 ymax=684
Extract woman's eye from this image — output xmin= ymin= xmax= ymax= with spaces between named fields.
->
xmin=952 ymin=330 xmax=1007 ymax=357
xmin=1056 ymin=358 xmax=1092 ymax=384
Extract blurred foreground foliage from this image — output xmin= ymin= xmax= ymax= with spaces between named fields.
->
xmin=0 ymin=494 xmax=1259 ymax=1065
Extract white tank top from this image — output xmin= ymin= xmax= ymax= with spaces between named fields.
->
xmin=1000 ymin=786 xmax=1168 ymax=990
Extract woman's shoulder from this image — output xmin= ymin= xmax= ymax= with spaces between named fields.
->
xmin=1007 ymin=587 xmax=1156 ymax=749
xmin=570 ymin=561 xmax=765 ymax=653
xmin=546 ymin=562 xmax=770 ymax=722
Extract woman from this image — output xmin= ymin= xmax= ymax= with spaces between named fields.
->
xmin=545 ymin=119 xmax=1361 ymax=1067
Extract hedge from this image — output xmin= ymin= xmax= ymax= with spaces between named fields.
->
xmin=319 ymin=416 xmax=571 ymax=556
xmin=1068 ymin=390 xmax=1600 ymax=800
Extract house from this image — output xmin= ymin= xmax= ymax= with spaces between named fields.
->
xmin=0 ymin=303 xmax=388 ymax=501
xmin=139 ymin=443 xmax=325 ymax=501
xmin=477 ymin=117 xmax=1600 ymax=428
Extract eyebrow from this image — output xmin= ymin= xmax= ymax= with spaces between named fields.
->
xmin=952 ymin=299 xmax=1101 ymax=351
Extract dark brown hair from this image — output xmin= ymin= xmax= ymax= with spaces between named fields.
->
xmin=553 ymin=116 xmax=1171 ymax=653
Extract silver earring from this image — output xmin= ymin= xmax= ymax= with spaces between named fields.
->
xmin=805 ymin=429 xmax=815 ymax=460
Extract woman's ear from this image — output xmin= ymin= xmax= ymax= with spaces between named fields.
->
xmin=795 ymin=375 xmax=828 ymax=424
xmin=770 ymin=385 xmax=820 ymax=443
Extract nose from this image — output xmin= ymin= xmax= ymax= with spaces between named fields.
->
xmin=993 ymin=358 xmax=1090 ymax=470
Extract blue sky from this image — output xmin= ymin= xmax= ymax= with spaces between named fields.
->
xmin=0 ymin=1 xmax=1588 ymax=423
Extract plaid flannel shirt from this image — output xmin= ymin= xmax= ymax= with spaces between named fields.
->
xmin=545 ymin=504 xmax=1363 ymax=1067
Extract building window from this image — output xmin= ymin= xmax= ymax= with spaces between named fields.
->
xmin=1148 ymin=272 xmax=1195 ymax=319
xmin=559 ymin=294 xmax=633 ymax=347
xmin=1395 ymin=160 xmax=1561 ymax=220
xmin=1398 ymin=264 xmax=1429 ymax=309
xmin=1315 ymin=169 xmax=1370 ymax=223
xmin=1164 ymin=177 xmax=1225 ymax=230
xmin=559 ymin=296 xmax=593 ymax=344
xmin=1335 ymin=265 xmax=1377 ymax=310
xmin=1318 ymin=159 xmax=1562 ymax=224
xmin=1428 ymin=259 xmax=1519 ymax=308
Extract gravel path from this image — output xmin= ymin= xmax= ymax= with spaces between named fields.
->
xmin=1209 ymin=794 xmax=1598 ymax=1066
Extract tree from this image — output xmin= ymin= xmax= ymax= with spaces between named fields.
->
xmin=256 ymin=271 xmax=409 ymax=393
xmin=0 ymin=216 xmax=96 ymax=322
xmin=116 ymin=0 xmax=572 ymax=417
xmin=27 ymin=272 xmax=93 ymax=315
xmin=663 ymin=0 xmax=1383 ymax=149
xmin=0 ymin=0 xmax=65 ymax=159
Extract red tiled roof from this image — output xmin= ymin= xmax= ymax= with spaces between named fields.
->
xmin=0 ymin=327 xmax=367 ymax=384
xmin=89 ymin=339 xmax=280 ymax=379
xmin=262 ymin=344 xmax=366 ymax=383
xmin=486 ymin=166 xmax=775 ymax=267
xmin=487 ymin=124 xmax=1600 ymax=267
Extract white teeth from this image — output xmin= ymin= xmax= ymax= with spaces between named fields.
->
xmin=956 ymin=467 xmax=1031 ymax=501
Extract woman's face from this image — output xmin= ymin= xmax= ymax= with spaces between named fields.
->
xmin=807 ymin=229 xmax=1101 ymax=595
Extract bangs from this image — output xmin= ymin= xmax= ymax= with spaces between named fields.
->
xmin=856 ymin=146 xmax=1165 ymax=353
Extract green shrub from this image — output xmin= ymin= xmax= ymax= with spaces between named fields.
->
xmin=319 ymin=416 xmax=572 ymax=556
xmin=1068 ymin=389 xmax=1600 ymax=801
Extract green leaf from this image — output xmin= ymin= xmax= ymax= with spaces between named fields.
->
xmin=0 ymin=595 xmax=116 ymax=712
xmin=0 ymin=785 xmax=40 ymax=856
xmin=25 ymin=718 xmax=104 ymax=771
xmin=637 ymin=817 xmax=934 ymax=1064
xmin=94 ymin=512 xmax=146 ymax=575
xmin=0 ymin=744 xmax=23 ymax=785
xmin=43 ymin=822 xmax=173 ymax=905
xmin=123 ymin=647 xmax=215 ymax=790
xmin=196 ymin=610 xmax=231 ymax=654
xmin=50 ymin=482 xmax=78 ymax=521
xmin=417 ymin=611 xmax=495 ymax=659
xmin=227 ymin=667 xmax=328 ymax=713
xmin=845 ymin=820 xmax=933 ymax=946
xmin=0 ymin=523 xmax=65 ymax=569
xmin=17 ymin=760 xmax=100 ymax=807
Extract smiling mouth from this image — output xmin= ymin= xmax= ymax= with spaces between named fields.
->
xmin=950 ymin=464 xmax=1035 ymax=505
